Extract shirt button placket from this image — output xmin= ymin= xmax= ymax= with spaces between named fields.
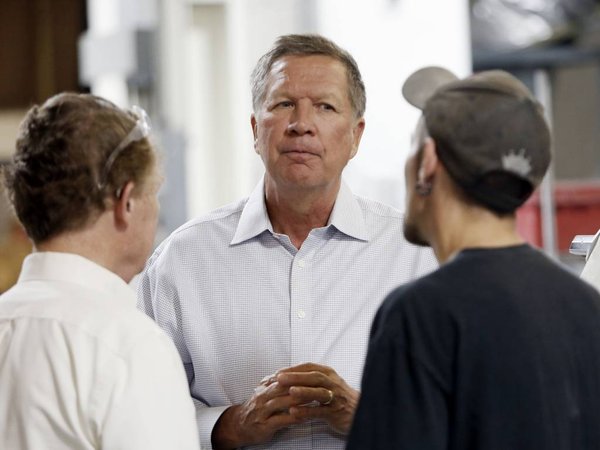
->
xmin=290 ymin=252 xmax=311 ymax=365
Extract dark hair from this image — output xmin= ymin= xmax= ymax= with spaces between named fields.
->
xmin=417 ymin=118 xmax=527 ymax=216
xmin=463 ymin=171 xmax=534 ymax=215
xmin=2 ymin=92 xmax=156 ymax=244
xmin=250 ymin=34 xmax=366 ymax=118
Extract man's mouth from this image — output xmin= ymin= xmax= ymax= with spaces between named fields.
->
xmin=281 ymin=148 xmax=319 ymax=156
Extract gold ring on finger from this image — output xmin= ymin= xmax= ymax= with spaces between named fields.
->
xmin=322 ymin=389 xmax=334 ymax=406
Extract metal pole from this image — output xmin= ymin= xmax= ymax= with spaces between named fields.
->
xmin=533 ymin=69 xmax=559 ymax=259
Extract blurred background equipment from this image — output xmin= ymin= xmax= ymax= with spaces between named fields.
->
xmin=471 ymin=0 xmax=598 ymax=54
xmin=472 ymin=0 xmax=600 ymax=270
xmin=0 ymin=0 xmax=83 ymax=292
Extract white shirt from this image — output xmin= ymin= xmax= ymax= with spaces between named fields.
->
xmin=0 ymin=252 xmax=201 ymax=450
xmin=138 ymin=178 xmax=437 ymax=449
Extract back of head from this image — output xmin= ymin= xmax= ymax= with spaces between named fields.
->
xmin=2 ymin=93 xmax=156 ymax=244
xmin=403 ymin=67 xmax=552 ymax=214
xmin=250 ymin=33 xmax=366 ymax=118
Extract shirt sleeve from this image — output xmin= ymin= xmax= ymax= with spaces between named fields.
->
xmin=137 ymin=249 xmax=228 ymax=449
xmin=96 ymin=331 xmax=202 ymax=450
xmin=192 ymin=399 xmax=228 ymax=449
xmin=347 ymin=309 xmax=449 ymax=450
xmin=181 ymin=359 xmax=228 ymax=450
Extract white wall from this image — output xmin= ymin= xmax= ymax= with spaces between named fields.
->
xmin=315 ymin=0 xmax=471 ymax=207
xmin=83 ymin=0 xmax=158 ymax=106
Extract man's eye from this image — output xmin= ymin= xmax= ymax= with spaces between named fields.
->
xmin=319 ymin=103 xmax=336 ymax=112
xmin=277 ymin=101 xmax=294 ymax=108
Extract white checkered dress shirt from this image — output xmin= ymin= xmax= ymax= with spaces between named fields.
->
xmin=137 ymin=177 xmax=437 ymax=449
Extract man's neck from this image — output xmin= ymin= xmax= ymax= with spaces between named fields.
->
xmin=429 ymin=202 xmax=524 ymax=264
xmin=264 ymin=178 xmax=341 ymax=250
xmin=34 ymin=214 xmax=136 ymax=283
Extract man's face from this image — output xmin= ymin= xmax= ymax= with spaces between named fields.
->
xmin=403 ymin=118 xmax=429 ymax=247
xmin=251 ymin=55 xmax=365 ymax=193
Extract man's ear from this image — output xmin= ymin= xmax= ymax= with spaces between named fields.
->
xmin=251 ymin=115 xmax=259 ymax=153
xmin=114 ymin=181 xmax=136 ymax=230
xmin=417 ymin=137 xmax=439 ymax=185
xmin=350 ymin=118 xmax=365 ymax=159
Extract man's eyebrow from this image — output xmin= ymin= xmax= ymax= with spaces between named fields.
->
xmin=316 ymin=97 xmax=341 ymax=104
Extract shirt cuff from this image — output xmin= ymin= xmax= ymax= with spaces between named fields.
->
xmin=194 ymin=400 xmax=229 ymax=450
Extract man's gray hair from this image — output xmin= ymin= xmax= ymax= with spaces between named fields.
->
xmin=250 ymin=34 xmax=366 ymax=118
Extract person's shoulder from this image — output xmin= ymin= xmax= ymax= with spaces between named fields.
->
xmin=0 ymin=283 xmax=173 ymax=361
xmin=353 ymin=194 xmax=403 ymax=221
xmin=379 ymin=269 xmax=445 ymax=318
xmin=148 ymin=197 xmax=248 ymax=259
xmin=86 ymin=296 xmax=185 ymax=363
xmin=71 ymin=298 xmax=175 ymax=358
xmin=532 ymin=247 xmax=600 ymax=299
xmin=172 ymin=197 xmax=248 ymax=236
xmin=350 ymin=194 xmax=438 ymax=275
xmin=498 ymin=245 xmax=599 ymax=296
xmin=370 ymin=269 xmax=455 ymax=352
xmin=96 ymin=305 xmax=180 ymax=359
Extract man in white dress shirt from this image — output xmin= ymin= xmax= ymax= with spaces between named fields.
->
xmin=138 ymin=34 xmax=436 ymax=449
xmin=0 ymin=93 xmax=200 ymax=449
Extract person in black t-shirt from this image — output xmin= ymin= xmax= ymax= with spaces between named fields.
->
xmin=347 ymin=67 xmax=600 ymax=450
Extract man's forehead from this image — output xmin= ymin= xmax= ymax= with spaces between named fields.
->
xmin=266 ymin=55 xmax=348 ymax=96
xmin=269 ymin=55 xmax=346 ymax=80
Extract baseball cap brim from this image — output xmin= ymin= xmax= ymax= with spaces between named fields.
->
xmin=402 ymin=66 xmax=458 ymax=109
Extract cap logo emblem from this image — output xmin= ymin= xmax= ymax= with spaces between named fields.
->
xmin=502 ymin=149 xmax=532 ymax=177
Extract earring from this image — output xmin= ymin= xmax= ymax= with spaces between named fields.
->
xmin=415 ymin=181 xmax=432 ymax=196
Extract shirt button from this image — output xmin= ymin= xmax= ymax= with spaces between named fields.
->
xmin=298 ymin=259 xmax=305 ymax=268
xmin=297 ymin=309 xmax=306 ymax=319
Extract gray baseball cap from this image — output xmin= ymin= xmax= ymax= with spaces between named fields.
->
xmin=402 ymin=66 xmax=552 ymax=213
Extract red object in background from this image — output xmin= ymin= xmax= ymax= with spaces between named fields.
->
xmin=516 ymin=181 xmax=600 ymax=252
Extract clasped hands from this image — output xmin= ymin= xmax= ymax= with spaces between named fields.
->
xmin=212 ymin=362 xmax=359 ymax=449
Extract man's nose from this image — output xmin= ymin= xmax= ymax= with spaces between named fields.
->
xmin=287 ymin=102 xmax=316 ymax=136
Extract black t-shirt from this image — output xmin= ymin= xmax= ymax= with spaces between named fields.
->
xmin=347 ymin=245 xmax=600 ymax=450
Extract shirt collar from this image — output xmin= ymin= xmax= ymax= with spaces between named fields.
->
xmin=327 ymin=180 xmax=369 ymax=241
xmin=231 ymin=176 xmax=273 ymax=245
xmin=231 ymin=176 xmax=369 ymax=245
xmin=17 ymin=252 xmax=137 ymax=307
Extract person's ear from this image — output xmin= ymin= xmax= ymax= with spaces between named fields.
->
xmin=251 ymin=115 xmax=259 ymax=154
xmin=414 ymin=137 xmax=439 ymax=196
xmin=418 ymin=137 xmax=439 ymax=184
xmin=350 ymin=118 xmax=365 ymax=159
xmin=114 ymin=181 xmax=136 ymax=230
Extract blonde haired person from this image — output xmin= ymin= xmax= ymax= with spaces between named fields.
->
xmin=0 ymin=93 xmax=200 ymax=450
